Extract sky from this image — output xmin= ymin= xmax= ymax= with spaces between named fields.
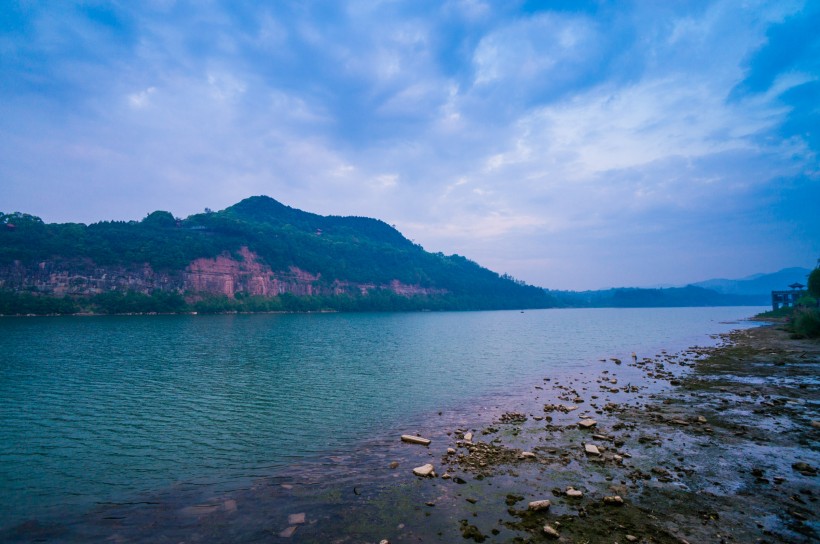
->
xmin=1 ymin=0 xmax=818 ymax=290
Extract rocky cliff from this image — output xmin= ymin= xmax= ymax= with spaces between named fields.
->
xmin=0 ymin=246 xmax=445 ymax=300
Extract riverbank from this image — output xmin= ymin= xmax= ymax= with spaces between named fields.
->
xmin=279 ymin=322 xmax=819 ymax=543
xmin=378 ymin=322 xmax=818 ymax=544
xmin=3 ymin=319 xmax=816 ymax=543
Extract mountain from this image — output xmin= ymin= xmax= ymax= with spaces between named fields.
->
xmin=0 ymin=196 xmax=555 ymax=314
xmin=547 ymin=285 xmax=763 ymax=308
xmin=691 ymin=267 xmax=812 ymax=299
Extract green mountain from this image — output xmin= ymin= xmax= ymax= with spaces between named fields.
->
xmin=546 ymin=285 xmax=764 ymax=308
xmin=0 ymin=196 xmax=555 ymax=314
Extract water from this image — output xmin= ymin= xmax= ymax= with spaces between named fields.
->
xmin=0 ymin=307 xmax=764 ymax=531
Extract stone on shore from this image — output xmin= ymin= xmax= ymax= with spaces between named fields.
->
xmin=413 ymin=463 xmax=436 ymax=477
xmin=543 ymin=524 xmax=560 ymax=538
xmin=578 ymin=418 xmax=597 ymax=428
xmin=519 ymin=451 xmax=536 ymax=459
xmin=528 ymin=499 xmax=551 ymax=511
xmin=584 ymin=443 xmax=601 ymax=455
xmin=279 ymin=526 xmax=298 ymax=538
xmin=463 ymin=432 xmax=473 ymax=442
xmin=566 ymin=487 xmax=583 ymax=497
xmin=400 ymin=434 xmax=431 ymax=446
xmin=603 ymin=495 xmax=624 ymax=506
xmin=792 ymin=461 xmax=817 ymax=475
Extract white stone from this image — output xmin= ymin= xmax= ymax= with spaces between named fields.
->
xmin=528 ymin=499 xmax=551 ymax=511
xmin=463 ymin=432 xmax=473 ymax=442
xmin=279 ymin=526 xmax=297 ymax=538
xmin=401 ymin=434 xmax=431 ymax=446
xmin=566 ymin=487 xmax=583 ymax=498
xmin=543 ymin=524 xmax=560 ymax=538
xmin=584 ymin=443 xmax=601 ymax=455
xmin=578 ymin=419 xmax=597 ymax=428
xmin=412 ymin=463 xmax=435 ymax=477
xmin=519 ymin=451 xmax=536 ymax=459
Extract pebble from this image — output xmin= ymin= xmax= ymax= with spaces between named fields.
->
xmin=389 ymin=461 xmax=399 ymax=469
xmin=578 ymin=418 xmax=597 ymax=428
xmin=463 ymin=432 xmax=473 ymax=442
xmin=519 ymin=451 xmax=536 ymax=459
xmin=566 ymin=487 xmax=583 ymax=498
xmin=528 ymin=499 xmax=551 ymax=511
xmin=447 ymin=448 xmax=456 ymax=454
xmin=626 ymin=535 xmax=639 ymax=542
xmin=543 ymin=524 xmax=560 ymax=538
xmin=412 ymin=464 xmax=435 ymax=477
xmin=288 ymin=513 xmax=306 ymax=525
xmin=603 ymin=495 xmax=624 ymax=506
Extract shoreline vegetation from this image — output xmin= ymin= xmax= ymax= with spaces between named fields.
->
xmin=5 ymin=320 xmax=816 ymax=543
xmin=0 ymin=289 xmax=768 ymax=317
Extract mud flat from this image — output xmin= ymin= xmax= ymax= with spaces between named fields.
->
xmin=3 ymin=324 xmax=817 ymax=543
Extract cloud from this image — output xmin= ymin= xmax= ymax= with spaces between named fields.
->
xmin=0 ymin=0 xmax=817 ymax=289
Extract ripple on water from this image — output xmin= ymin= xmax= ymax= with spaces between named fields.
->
xmin=0 ymin=307 xmax=764 ymax=530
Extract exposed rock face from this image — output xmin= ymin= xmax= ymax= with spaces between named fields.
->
xmin=0 ymin=247 xmax=446 ymax=299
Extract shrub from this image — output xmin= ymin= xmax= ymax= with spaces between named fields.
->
xmin=792 ymin=308 xmax=820 ymax=338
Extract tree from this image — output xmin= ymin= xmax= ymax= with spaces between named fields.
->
xmin=808 ymin=266 xmax=820 ymax=298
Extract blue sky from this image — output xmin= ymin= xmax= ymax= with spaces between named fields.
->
xmin=1 ymin=0 xmax=818 ymax=289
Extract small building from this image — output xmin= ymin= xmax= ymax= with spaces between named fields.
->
xmin=771 ymin=283 xmax=807 ymax=311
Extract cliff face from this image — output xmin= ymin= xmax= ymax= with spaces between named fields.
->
xmin=0 ymin=247 xmax=445 ymax=299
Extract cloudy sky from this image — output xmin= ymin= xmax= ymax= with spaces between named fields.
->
xmin=1 ymin=1 xmax=818 ymax=289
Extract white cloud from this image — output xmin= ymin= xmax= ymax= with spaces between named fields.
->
xmin=127 ymin=86 xmax=156 ymax=108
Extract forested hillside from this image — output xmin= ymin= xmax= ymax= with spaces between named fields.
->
xmin=0 ymin=196 xmax=555 ymax=314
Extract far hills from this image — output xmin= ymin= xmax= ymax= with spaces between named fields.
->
xmin=0 ymin=196 xmax=803 ymax=315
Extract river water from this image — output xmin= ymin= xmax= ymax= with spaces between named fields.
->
xmin=0 ymin=307 xmax=765 ymax=534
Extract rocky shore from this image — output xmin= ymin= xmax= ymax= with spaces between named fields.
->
xmin=328 ymin=322 xmax=818 ymax=544
xmin=4 ymin=322 xmax=817 ymax=543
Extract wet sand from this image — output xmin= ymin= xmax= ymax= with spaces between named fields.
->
xmin=4 ymin=323 xmax=817 ymax=543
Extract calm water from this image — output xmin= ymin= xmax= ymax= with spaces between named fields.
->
xmin=0 ymin=307 xmax=764 ymax=530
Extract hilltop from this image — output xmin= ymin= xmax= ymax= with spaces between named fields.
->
xmin=0 ymin=196 xmax=554 ymax=314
